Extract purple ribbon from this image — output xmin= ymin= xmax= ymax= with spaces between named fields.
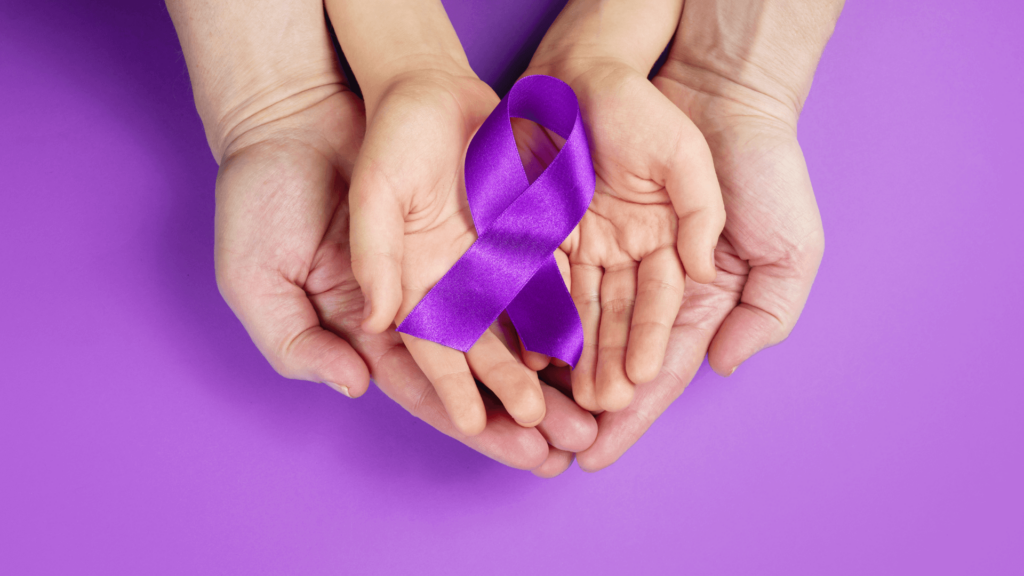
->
xmin=396 ymin=75 xmax=595 ymax=367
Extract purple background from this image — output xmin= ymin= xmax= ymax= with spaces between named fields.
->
xmin=1 ymin=0 xmax=1022 ymax=573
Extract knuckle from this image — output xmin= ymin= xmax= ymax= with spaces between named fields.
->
xmin=808 ymin=230 xmax=826 ymax=261
xmin=790 ymin=225 xmax=826 ymax=264
xmin=631 ymin=401 xmax=660 ymax=430
xmin=411 ymin=381 xmax=439 ymax=419
xmin=270 ymin=326 xmax=320 ymax=381
xmin=486 ymin=359 xmax=525 ymax=381
xmin=636 ymin=278 xmax=683 ymax=298
xmin=268 ymin=354 xmax=303 ymax=380
xmin=601 ymin=296 xmax=636 ymax=315
xmin=630 ymin=319 xmax=673 ymax=333
xmin=431 ymin=370 xmax=473 ymax=391
xmin=451 ymin=403 xmax=486 ymax=434
xmin=213 ymin=261 xmax=246 ymax=305
xmin=597 ymin=344 xmax=627 ymax=358
xmin=572 ymin=291 xmax=601 ymax=309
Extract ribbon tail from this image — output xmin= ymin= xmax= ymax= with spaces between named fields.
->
xmin=506 ymin=256 xmax=583 ymax=367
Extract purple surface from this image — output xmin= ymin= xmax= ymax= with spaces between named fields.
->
xmin=1 ymin=0 xmax=1021 ymax=573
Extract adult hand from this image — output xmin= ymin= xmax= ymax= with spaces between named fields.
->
xmin=167 ymin=0 xmax=596 ymax=475
xmin=216 ymin=93 xmax=594 ymax=475
xmin=575 ymin=0 xmax=843 ymax=471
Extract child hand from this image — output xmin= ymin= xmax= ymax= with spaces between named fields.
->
xmin=348 ymin=71 xmax=547 ymax=436
xmin=521 ymin=60 xmax=725 ymax=412
xmin=325 ymin=0 xmax=553 ymax=437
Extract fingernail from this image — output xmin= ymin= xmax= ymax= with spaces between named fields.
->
xmin=361 ymin=298 xmax=372 ymax=322
xmin=727 ymin=366 xmax=737 ymax=376
xmin=324 ymin=381 xmax=351 ymax=398
xmin=710 ymin=247 xmax=717 ymax=270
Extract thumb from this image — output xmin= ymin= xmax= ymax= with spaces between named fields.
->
xmin=348 ymin=167 xmax=405 ymax=334
xmin=221 ymin=274 xmax=371 ymax=397
xmin=665 ymin=120 xmax=726 ymax=285
xmin=708 ymin=249 xmax=822 ymax=376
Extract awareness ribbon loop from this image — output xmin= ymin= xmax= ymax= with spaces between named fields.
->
xmin=396 ymin=75 xmax=595 ymax=367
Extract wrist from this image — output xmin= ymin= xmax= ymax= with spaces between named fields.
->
xmin=661 ymin=0 xmax=844 ymax=119
xmin=325 ymin=0 xmax=476 ymax=111
xmin=357 ymin=53 xmax=478 ymax=114
xmin=200 ymin=72 xmax=348 ymax=163
xmin=530 ymin=44 xmax=650 ymax=82
xmin=528 ymin=0 xmax=682 ymax=79
xmin=525 ymin=53 xmax=635 ymax=89
xmin=167 ymin=0 xmax=345 ymax=162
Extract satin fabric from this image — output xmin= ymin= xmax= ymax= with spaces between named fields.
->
xmin=397 ymin=75 xmax=595 ymax=366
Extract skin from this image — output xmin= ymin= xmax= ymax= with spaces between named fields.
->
xmin=337 ymin=0 xmax=727 ymax=428
xmin=523 ymin=0 xmax=726 ymax=412
xmin=166 ymin=0 xmax=597 ymax=477
xmin=574 ymin=0 xmax=844 ymax=471
xmin=327 ymin=0 xmax=552 ymax=436
xmin=168 ymin=0 xmax=842 ymax=477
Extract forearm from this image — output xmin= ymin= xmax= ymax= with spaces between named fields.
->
xmin=166 ymin=0 xmax=343 ymax=159
xmin=324 ymin=0 xmax=475 ymax=113
xmin=529 ymin=0 xmax=684 ymax=76
xmin=669 ymin=0 xmax=844 ymax=114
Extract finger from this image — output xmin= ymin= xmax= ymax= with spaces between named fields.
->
xmin=626 ymin=247 xmax=685 ymax=385
xmin=520 ymin=334 xmax=551 ymax=372
xmin=373 ymin=344 xmax=549 ymax=469
xmin=535 ymin=384 xmax=598 ymax=452
xmin=492 ymin=312 xmax=548 ymax=371
xmin=708 ymin=249 xmax=822 ymax=376
xmin=569 ymin=263 xmax=603 ymax=411
xmin=538 ymin=363 xmax=572 ymax=396
xmin=531 ymin=448 xmax=575 ymax=478
xmin=221 ymin=276 xmax=371 ymax=398
xmin=665 ymin=122 xmax=725 ymax=285
xmin=348 ymin=166 xmax=405 ymax=334
xmin=549 ymin=249 xmax=572 ymax=368
xmin=401 ymin=334 xmax=487 ymax=436
xmin=577 ymin=323 xmax=713 ymax=472
xmin=554 ymin=247 xmax=572 ymax=291
xmin=467 ymin=331 xmax=546 ymax=428
xmin=595 ymin=264 xmax=638 ymax=412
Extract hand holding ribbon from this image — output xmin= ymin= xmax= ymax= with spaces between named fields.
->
xmin=520 ymin=63 xmax=725 ymax=412
xmin=348 ymin=71 xmax=587 ymax=436
xmin=398 ymin=75 xmax=595 ymax=367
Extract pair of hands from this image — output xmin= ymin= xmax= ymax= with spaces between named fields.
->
xmin=172 ymin=0 xmax=839 ymax=475
xmin=214 ymin=87 xmax=595 ymax=475
xmin=349 ymin=62 xmax=724 ymax=437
